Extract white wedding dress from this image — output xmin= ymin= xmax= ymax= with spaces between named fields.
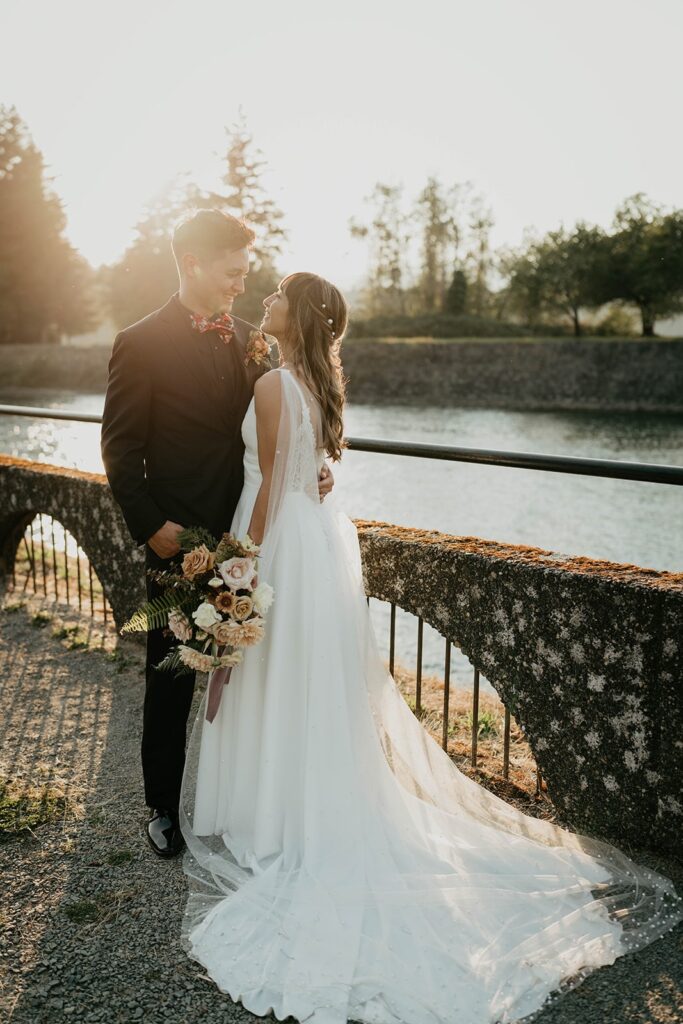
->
xmin=180 ymin=368 xmax=681 ymax=1024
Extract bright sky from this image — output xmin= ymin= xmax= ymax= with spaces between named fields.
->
xmin=2 ymin=0 xmax=682 ymax=290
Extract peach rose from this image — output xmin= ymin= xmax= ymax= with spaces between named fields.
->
xmin=214 ymin=618 xmax=265 ymax=648
xmin=182 ymin=545 xmax=215 ymax=581
xmin=168 ymin=609 xmax=192 ymax=642
xmin=212 ymin=620 xmax=237 ymax=645
xmin=233 ymin=595 xmax=254 ymax=621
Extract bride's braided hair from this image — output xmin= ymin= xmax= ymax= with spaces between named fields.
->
xmin=280 ymin=272 xmax=348 ymax=461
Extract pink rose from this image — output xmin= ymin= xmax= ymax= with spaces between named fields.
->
xmin=217 ymin=556 xmax=257 ymax=591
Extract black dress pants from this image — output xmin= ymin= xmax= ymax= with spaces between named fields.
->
xmin=141 ymin=546 xmax=196 ymax=811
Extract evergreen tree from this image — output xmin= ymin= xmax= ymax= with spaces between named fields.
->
xmin=444 ymin=268 xmax=468 ymax=315
xmin=105 ymin=118 xmax=287 ymax=329
xmin=206 ymin=113 xmax=286 ymax=323
xmin=0 ymin=106 xmax=96 ymax=343
xmin=104 ymin=179 xmax=201 ymax=329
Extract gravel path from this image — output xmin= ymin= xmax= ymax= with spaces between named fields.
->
xmin=1 ymin=598 xmax=681 ymax=1024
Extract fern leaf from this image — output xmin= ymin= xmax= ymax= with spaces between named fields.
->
xmin=177 ymin=526 xmax=218 ymax=553
xmin=120 ymin=591 xmax=185 ymax=635
xmin=153 ymin=648 xmax=194 ymax=677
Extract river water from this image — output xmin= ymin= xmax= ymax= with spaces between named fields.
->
xmin=1 ymin=387 xmax=681 ymax=688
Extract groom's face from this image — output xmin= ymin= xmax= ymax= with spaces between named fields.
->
xmin=190 ymin=246 xmax=250 ymax=315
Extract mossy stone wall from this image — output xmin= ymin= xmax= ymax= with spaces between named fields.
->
xmin=1 ymin=455 xmax=680 ymax=852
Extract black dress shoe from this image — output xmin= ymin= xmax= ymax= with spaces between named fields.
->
xmin=147 ymin=808 xmax=185 ymax=858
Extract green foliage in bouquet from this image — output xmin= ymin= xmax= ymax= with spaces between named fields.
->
xmin=145 ymin=567 xmax=196 ymax=593
xmin=177 ymin=526 xmax=219 ymax=552
xmin=215 ymin=531 xmax=256 ymax=563
xmin=120 ymin=590 xmax=193 ymax=635
xmin=153 ymin=647 xmax=194 ymax=677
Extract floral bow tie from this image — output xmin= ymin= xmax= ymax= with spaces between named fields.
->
xmin=189 ymin=311 xmax=235 ymax=344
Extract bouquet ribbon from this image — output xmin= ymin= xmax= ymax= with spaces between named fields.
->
xmin=206 ymin=651 xmax=233 ymax=723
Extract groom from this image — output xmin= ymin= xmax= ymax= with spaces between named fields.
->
xmin=101 ymin=209 xmax=333 ymax=858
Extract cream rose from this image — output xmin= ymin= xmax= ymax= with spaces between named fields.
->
xmin=192 ymin=601 xmax=221 ymax=631
xmin=182 ymin=545 xmax=215 ymax=581
xmin=168 ymin=608 xmax=192 ymax=642
xmin=251 ymin=582 xmax=274 ymax=615
xmin=218 ymin=556 xmax=257 ymax=591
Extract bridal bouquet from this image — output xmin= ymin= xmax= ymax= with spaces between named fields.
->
xmin=121 ymin=527 xmax=274 ymax=677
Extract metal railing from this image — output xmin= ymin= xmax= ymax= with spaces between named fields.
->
xmin=376 ymin=598 xmax=538 ymax=794
xmin=8 ymin=513 xmax=112 ymax=623
xmin=3 ymin=401 xmax=681 ymax=798
xmin=2 ymin=403 xmax=683 ymax=484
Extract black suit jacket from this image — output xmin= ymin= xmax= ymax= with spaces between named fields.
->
xmin=101 ymin=294 xmax=270 ymax=546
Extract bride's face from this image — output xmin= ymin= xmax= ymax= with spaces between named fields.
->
xmin=261 ymin=285 xmax=289 ymax=339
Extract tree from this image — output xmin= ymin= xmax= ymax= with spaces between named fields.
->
xmin=444 ymin=268 xmax=468 ymax=315
xmin=597 ymin=194 xmax=683 ymax=336
xmin=537 ymin=224 xmax=606 ymax=336
xmin=105 ymin=119 xmax=287 ymax=329
xmin=500 ymin=224 xmax=606 ymax=335
xmin=0 ymin=106 xmax=96 ymax=343
xmin=350 ymin=183 xmax=408 ymax=316
xmin=413 ymin=177 xmax=462 ymax=312
xmin=206 ymin=112 xmax=286 ymax=323
xmin=465 ymin=198 xmax=494 ymax=317
xmin=498 ymin=238 xmax=547 ymax=329
xmin=104 ymin=179 xmax=202 ymax=329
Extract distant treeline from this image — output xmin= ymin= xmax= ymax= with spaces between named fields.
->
xmin=1 ymin=104 xmax=682 ymax=345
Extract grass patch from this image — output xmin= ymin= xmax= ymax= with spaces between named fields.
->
xmin=52 ymin=624 xmax=80 ymax=640
xmin=52 ymin=624 xmax=89 ymax=649
xmin=63 ymin=888 xmax=135 ymax=928
xmin=31 ymin=610 xmax=52 ymax=628
xmin=0 ymin=777 xmax=70 ymax=840
xmin=104 ymin=649 xmax=133 ymax=673
xmin=461 ymin=708 xmax=500 ymax=737
xmin=3 ymin=601 xmax=25 ymax=614
xmin=107 ymin=850 xmax=133 ymax=866
xmin=63 ymin=899 xmax=100 ymax=924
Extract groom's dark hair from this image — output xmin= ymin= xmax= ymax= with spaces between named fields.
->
xmin=172 ymin=209 xmax=255 ymax=267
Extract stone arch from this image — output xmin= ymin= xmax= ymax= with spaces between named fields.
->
xmin=0 ymin=455 xmax=145 ymax=630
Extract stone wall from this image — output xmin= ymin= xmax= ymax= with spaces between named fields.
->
xmin=1 ymin=454 xmax=681 ymax=853
xmin=342 ymin=337 xmax=683 ymax=411
xmin=1 ymin=337 xmax=682 ymax=411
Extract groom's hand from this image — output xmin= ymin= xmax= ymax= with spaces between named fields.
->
xmin=318 ymin=463 xmax=334 ymax=502
xmin=148 ymin=520 xmax=184 ymax=559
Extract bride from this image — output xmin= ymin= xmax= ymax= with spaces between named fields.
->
xmin=179 ymin=272 xmax=681 ymax=1024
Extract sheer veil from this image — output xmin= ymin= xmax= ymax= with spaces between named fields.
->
xmin=179 ymin=368 xmax=682 ymax=1022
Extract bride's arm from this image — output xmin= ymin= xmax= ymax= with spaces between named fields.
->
xmin=247 ymin=371 xmax=282 ymax=546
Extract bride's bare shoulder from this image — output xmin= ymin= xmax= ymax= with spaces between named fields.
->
xmin=253 ymin=369 xmax=283 ymax=417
